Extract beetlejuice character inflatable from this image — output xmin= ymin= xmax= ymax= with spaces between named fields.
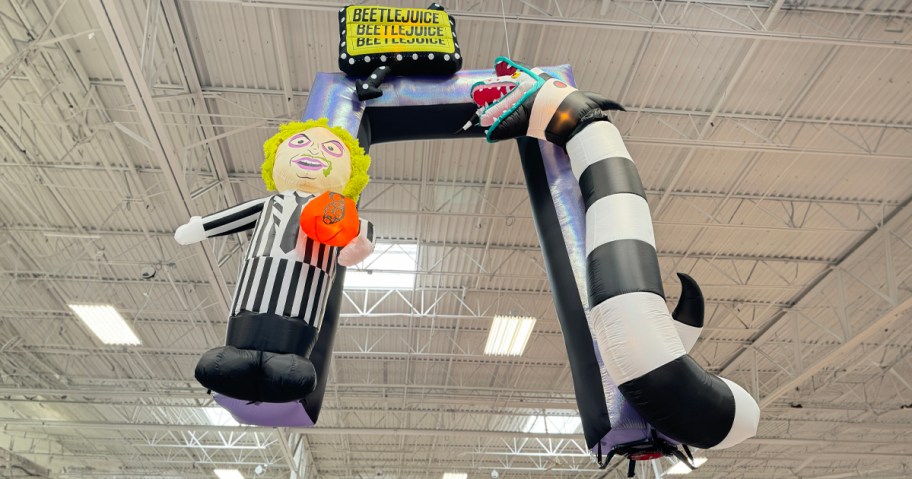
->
xmin=175 ymin=118 xmax=374 ymax=403
xmin=469 ymin=57 xmax=760 ymax=456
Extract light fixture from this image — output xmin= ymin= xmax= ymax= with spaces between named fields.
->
xmin=203 ymin=407 xmax=239 ymax=426
xmin=665 ymin=457 xmax=707 ymax=475
xmin=345 ymin=243 xmax=417 ymax=289
xmin=441 ymin=474 xmax=468 ymax=479
xmin=484 ymin=315 xmax=536 ymax=356
xmin=214 ymin=470 xmax=244 ymax=479
xmin=68 ymin=304 xmax=141 ymax=345
xmin=523 ymin=414 xmax=581 ymax=434
xmin=43 ymin=232 xmax=101 ymax=240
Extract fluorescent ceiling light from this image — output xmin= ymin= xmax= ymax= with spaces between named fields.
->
xmin=345 ymin=243 xmax=417 ymax=289
xmin=665 ymin=457 xmax=707 ymax=475
xmin=484 ymin=315 xmax=536 ymax=356
xmin=43 ymin=232 xmax=101 ymax=239
xmin=203 ymin=407 xmax=239 ymax=426
xmin=213 ymin=470 xmax=244 ymax=479
xmin=68 ymin=304 xmax=141 ymax=345
xmin=523 ymin=415 xmax=581 ymax=434
xmin=441 ymin=474 xmax=468 ymax=479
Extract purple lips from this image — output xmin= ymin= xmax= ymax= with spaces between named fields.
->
xmin=293 ymin=156 xmax=327 ymax=171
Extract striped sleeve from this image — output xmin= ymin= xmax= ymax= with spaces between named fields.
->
xmin=361 ymin=219 xmax=374 ymax=243
xmin=201 ymin=197 xmax=268 ymax=238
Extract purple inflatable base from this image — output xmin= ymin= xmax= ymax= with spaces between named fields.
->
xmin=214 ymin=394 xmax=315 ymax=427
xmin=590 ymin=397 xmax=680 ymax=460
xmin=590 ymin=428 xmax=679 ymax=452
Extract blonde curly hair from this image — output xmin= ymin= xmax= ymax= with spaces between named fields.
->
xmin=262 ymin=118 xmax=371 ymax=202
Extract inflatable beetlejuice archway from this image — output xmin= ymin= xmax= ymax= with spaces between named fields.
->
xmin=209 ymin=64 xmax=707 ymax=468
xmin=179 ymin=4 xmax=759 ymax=474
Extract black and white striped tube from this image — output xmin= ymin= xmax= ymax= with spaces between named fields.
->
xmin=566 ymin=121 xmax=760 ymax=449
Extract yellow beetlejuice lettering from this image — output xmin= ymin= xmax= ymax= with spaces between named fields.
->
xmin=345 ymin=6 xmax=454 ymax=56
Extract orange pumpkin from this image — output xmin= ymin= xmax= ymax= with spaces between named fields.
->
xmin=300 ymin=191 xmax=360 ymax=247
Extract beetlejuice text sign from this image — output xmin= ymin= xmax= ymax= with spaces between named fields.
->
xmin=338 ymin=4 xmax=463 ymax=77
xmin=346 ymin=6 xmax=454 ymax=54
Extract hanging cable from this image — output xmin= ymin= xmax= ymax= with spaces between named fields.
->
xmin=500 ymin=0 xmax=512 ymax=59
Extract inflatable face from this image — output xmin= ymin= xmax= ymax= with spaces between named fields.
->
xmin=469 ymin=56 xmax=624 ymax=145
xmin=470 ymin=57 xmax=542 ymax=134
xmin=263 ymin=119 xmax=371 ymax=202
xmin=272 ymin=126 xmax=353 ymax=194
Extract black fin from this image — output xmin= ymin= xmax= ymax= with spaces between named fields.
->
xmin=584 ymin=92 xmax=626 ymax=111
xmin=671 ymin=272 xmax=704 ymax=328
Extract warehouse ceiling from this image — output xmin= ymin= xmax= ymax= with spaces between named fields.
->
xmin=1 ymin=0 xmax=912 ymax=478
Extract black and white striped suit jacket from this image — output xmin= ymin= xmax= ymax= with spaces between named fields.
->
xmin=198 ymin=191 xmax=372 ymax=328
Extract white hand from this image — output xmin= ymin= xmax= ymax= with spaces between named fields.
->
xmin=338 ymin=233 xmax=374 ymax=267
xmin=174 ymin=216 xmax=206 ymax=245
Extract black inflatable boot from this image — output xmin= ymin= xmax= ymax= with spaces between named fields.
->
xmin=195 ymin=311 xmax=319 ymax=403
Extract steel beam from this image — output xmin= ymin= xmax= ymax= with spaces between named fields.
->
xmin=0 ymin=160 xmax=904 ymax=208
xmin=9 ymin=418 xmax=912 ymax=450
xmin=83 ymin=77 xmax=912 ymax=132
xmin=758 ymin=296 xmax=912 ymax=408
xmin=0 ymin=225 xmax=841 ymax=265
xmin=89 ymin=0 xmax=231 ymax=311
xmin=179 ymin=0 xmax=912 ymax=51
xmin=721 ymin=200 xmax=912 ymax=381
xmin=160 ymin=0 xmax=240 ymax=207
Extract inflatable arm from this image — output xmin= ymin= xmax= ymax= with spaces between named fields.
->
xmin=174 ymin=198 xmax=269 ymax=245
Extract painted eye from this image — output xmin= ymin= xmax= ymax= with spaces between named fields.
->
xmin=511 ymin=71 xmax=521 ymax=79
xmin=322 ymin=140 xmax=344 ymax=157
xmin=288 ymin=133 xmax=312 ymax=148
